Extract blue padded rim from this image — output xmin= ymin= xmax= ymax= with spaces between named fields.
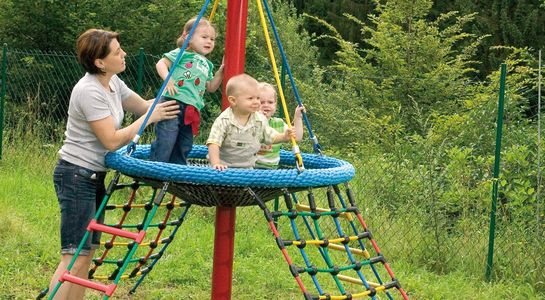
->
xmin=105 ymin=145 xmax=355 ymax=188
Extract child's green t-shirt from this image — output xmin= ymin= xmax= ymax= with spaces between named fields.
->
xmin=163 ymin=50 xmax=213 ymax=111
xmin=255 ymin=117 xmax=287 ymax=169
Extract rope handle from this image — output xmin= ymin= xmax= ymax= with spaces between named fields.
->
xmin=260 ymin=0 xmax=322 ymax=156
xmin=256 ymin=0 xmax=305 ymax=172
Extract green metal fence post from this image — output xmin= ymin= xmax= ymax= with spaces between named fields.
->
xmin=0 ymin=44 xmax=8 ymax=160
xmin=485 ymin=63 xmax=507 ymax=281
xmin=137 ymin=47 xmax=144 ymax=95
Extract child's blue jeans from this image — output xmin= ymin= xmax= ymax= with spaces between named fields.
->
xmin=150 ymin=98 xmax=193 ymax=165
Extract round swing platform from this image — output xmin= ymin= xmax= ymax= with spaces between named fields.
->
xmin=105 ymin=144 xmax=355 ymax=207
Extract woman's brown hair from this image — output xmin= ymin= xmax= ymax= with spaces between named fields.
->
xmin=76 ymin=29 xmax=120 ymax=74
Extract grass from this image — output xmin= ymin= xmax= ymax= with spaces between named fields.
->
xmin=0 ymin=141 xmax=544 ymax=299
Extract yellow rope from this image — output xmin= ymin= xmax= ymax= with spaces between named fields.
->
xmin=108 ymin=201 xmax=185 ymax=209
xmin=291 ymin=235 xmax=362 ymax=246
xmin=317 ymin=285 xmax=387 ymax=299
xmin=321 ymin=243 xmax=371 ymax=259
xmin=209 ymin=0 xmax=221 ymax=21
xmin=92 ymin=272 xmax=142 ymax=281
xmin=337 ymin=275 xmax=380 ymax=287
xmin=295 ymin=203 xmax=354 ymax=221
xmin=255 ymin=0 xmax=304 ymax=171
xmin=100 ymin=239 xmax=168 ymax=247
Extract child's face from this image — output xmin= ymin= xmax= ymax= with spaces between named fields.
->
xmin=231 ymin=85 xmax=260 ymax=115
xmin=188 ymin=25 xmax=216 ymax=56
xmin=259 ymin=87 xmax=277 ymax=119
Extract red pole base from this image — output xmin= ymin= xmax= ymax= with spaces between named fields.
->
xmin=210 ymin=206 xmax=236 ymax=300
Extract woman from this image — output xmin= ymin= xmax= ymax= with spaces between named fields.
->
xmin=48 ymin=28 xmax=179 ymax=299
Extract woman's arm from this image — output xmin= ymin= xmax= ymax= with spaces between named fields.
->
xmin=122 ymin=93 xmax=151 ymax=116
xmin=90 ymin=100 xmax=179 ymax=151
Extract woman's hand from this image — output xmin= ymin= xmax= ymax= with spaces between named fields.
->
xmin=148 ymin=100 xmax=180 ymax=124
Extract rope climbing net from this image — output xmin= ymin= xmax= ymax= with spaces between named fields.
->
xmin=39 ymin=173 xmax=408 ymax=299
xmin=252 ymin=184 xmax=409 ymax=300
xmin=37 ymin=178 xmax=192 ymax=299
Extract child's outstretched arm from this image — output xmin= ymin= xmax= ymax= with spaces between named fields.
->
xmin=206 ymin=57 xmax=225 ymax=92
xmin=207 ymin=143 xmax=228 ymax=171
xmin=156 ymin=58 xmax=177 ymax=95
xmin=293 ymin=105 xmax=305 ymax=141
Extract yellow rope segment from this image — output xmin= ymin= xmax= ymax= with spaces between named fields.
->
xmin=318 ymin=285 xmax=387 ymax=299
xmin=100 ymin=240 xmax=168 ymax=247
xmin=109 ymin=201 xmax=185 ymax=209
xmin=292 ymin=234 xmax=361 ymax=246
xmin=322 ymin=243 xmax=370 ymax=259
xmin=92 ymin=272 xmax=142 ymax=281
xmin=209 ymin=0 xmax=221 ymax=21
xmin=295 ymin=203 xmax=354 ymax=221
xmin=255 ymin=0 xmax=304 ymax=170
xmin=337 ymin=275 xmax=380 ymax=287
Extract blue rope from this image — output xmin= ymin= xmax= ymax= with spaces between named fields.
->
xmin=291 ymin=192 xmax=345 ymax=295
xmin=262 ymin=0 xmax=322 ymax=155
xmin=289 ymin=215 xmax=324 ymax=295
xmin=125 ymin=0 xmax=212 ymax=155
xmin=280 ymin=192 xmax=323 ymax=293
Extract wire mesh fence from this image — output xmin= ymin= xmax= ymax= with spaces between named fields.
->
xmin=1 ymin=45 xmax=544 ymax=296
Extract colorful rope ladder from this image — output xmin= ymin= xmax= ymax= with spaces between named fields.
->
xmin=38 ymin=147 xmax=408 ymax=299
xmin=37 ymin=178 xmax=192 ymax=299
xmin=251 ymin=185 xmax=409 ymax=299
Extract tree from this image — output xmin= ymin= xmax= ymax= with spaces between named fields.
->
xmin=0 ymin=0 xmax=75 ymax=50
xmin=430 ymin=0 xmax=545 ymax=75
xmin=306 ymin=0 xmax=485 ymax=137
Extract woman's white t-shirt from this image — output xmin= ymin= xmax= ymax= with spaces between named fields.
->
xmin=59 ymin=73 xmax=134 ymax=171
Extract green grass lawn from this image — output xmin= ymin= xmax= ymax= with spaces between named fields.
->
xmin=0 ymin=142 xmax=543 ymax=299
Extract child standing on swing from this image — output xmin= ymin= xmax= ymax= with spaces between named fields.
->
xmin=150 ymin=16 xmax=224 ymax=164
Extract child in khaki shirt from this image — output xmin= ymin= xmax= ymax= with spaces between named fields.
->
xmin=206 ymin=74 xmax=294 ymax=170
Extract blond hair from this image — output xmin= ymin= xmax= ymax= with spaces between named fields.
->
xmin=176 ymin=16 xmax=216 ymax=48
xmin=226 ymin=74 xmax=259 ymax=97
xmin=258 ymin=82 xmax=277 ymax=100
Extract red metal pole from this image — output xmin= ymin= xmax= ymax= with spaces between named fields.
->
xmin=211 ymin=0 xmax=248 ymax=299
xmin=221 ymin=0 xmax=248 ymax=110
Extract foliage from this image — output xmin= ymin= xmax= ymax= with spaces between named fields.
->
xmin=0 ymin=0 xmax=75 ymax=50
xmin=283 ymin=0 xmax=545 ymax=76
xmin=430 ymin=0 xmax=545 ymax=76
xmin=298 ymin=0 xmax=488 ymax=147
xmin=293 ymin=0 xmax=544 ymax=289
xmin=0 ymin=0 xmax=209 ymax=54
